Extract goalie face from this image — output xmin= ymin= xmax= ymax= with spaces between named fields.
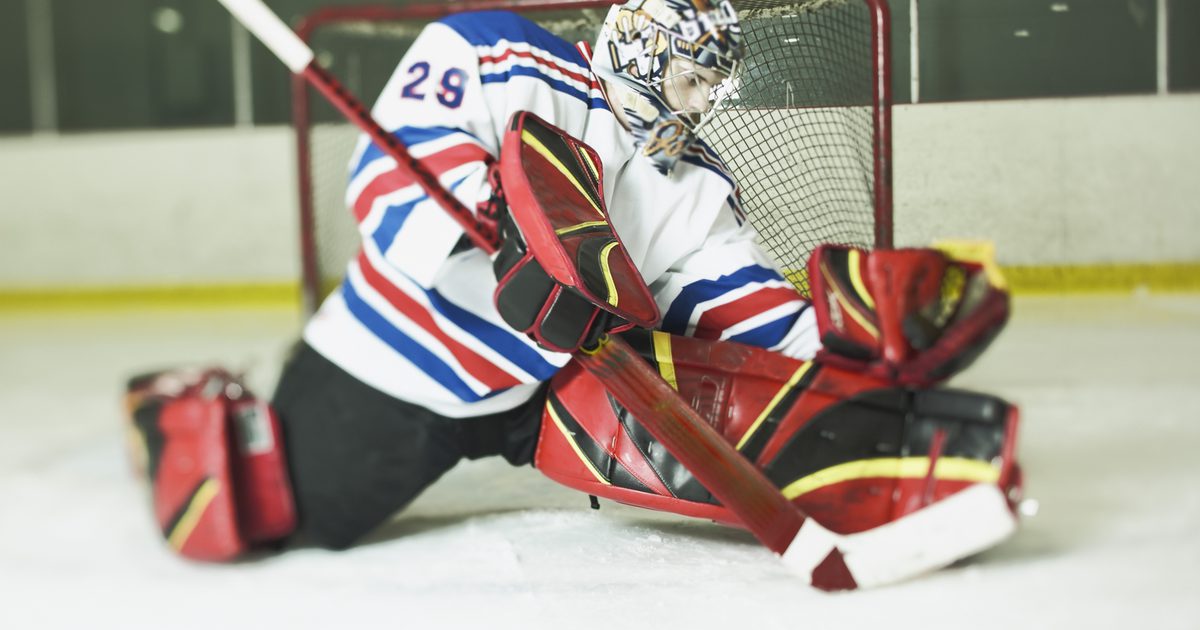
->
xmin=659 ymin=57 xmax=733 ymax=124
xmin=596 ymin=0 xmax=744 ymax=173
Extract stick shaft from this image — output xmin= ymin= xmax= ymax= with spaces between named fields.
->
xmin=220 ymin=0 xmax=497 ymax=250
xmin=302 ymin=64 xmax=499 ymax=252
xmin=217 ymin=0 xmax=313 ymax=72
xmin=581 ymin=337 xmax=805 ymax=552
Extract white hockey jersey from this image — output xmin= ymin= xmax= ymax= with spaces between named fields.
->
xmin=304 ymin=11 xmax=820 ymax=418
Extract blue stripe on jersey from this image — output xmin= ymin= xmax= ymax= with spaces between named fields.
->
xmin=683 ymin=143 xmax=743 ymax=223
xmin=726 ymin=193 xmax=746 ymax=225
xmin=682 ymin=144 xmax=736 ymax=191
xmin=419 ymin=286 xmax=562 ymax=381
xmin=661 ymin=265 xmax=787 ymax=335
xmin=440 ymin=11 xmax=609 ymax=111
xmin=480 ymin=66 xmax=608 ymax=110
xmin=728 ymin=306 xmax=807 ymax=349
xmin=342 ymin=280 xmax=487 ymax=403
xmin=439 ymin=11 xmax=585 ymax=67
xmin=350 ymin=126 xmax=482 ymax=180
xmin=370 ymin=175 xmax=471 ymax=255
xmin=370 ymin=195 xmax=423 ymax=254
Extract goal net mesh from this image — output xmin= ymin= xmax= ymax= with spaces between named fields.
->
xmin=297 ymin=0 xmax=887 ymax=310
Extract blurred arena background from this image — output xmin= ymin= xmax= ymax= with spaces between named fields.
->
xmin=0 ymin=1 xmax=1197 ymax=628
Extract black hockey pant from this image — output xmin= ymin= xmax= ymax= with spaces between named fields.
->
xmin=271 ymin=342 xmax=544 ymax=550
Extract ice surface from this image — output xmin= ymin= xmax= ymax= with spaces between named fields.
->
xmin=1 ymin=296 xmax=1197 ymax=629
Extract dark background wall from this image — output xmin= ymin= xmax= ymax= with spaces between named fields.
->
xmin=1169 ymin=0 xmax=1200 ymax=91
xmin=0 ymin=0 xmax=1195 ymax=134
xmin=51 ymin=0 xmax=235 ymax=130
xmin=0 ymin=0 xmax=33 ymax=133
xmin=919 ymin=0 xmax=1158 ymax=101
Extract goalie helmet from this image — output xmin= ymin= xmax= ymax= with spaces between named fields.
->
xmin=593 ymin=0 xmax=744 ymax=174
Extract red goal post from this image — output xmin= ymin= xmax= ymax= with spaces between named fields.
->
xmin=292 ymin=0 xmax=893 ymax=315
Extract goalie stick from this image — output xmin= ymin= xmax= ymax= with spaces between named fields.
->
xmin=217 ymin=0 xmax=1016 ymax=590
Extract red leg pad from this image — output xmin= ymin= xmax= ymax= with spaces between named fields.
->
xmin=126 ymin=369 xmax=297 ymax=561
xmin=534 ymin=331 xmax=1022 ymax=536
xmin=151 ymin=396 xmax=245 ymax=561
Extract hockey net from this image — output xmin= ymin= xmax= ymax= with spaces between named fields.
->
xmin=294 ymin=0 xmax=892 ymax=313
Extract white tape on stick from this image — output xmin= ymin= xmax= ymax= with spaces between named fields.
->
xmin=217 ymin=0 xmax=314 ymax=73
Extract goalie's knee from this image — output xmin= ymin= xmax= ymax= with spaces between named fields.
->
xmin=125 ymin=368 xmax=298 ymax=562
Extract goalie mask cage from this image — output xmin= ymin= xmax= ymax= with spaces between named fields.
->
xmin=293 ymin=0 xmax=893 ymax=314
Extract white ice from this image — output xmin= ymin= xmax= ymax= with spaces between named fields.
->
xmin=1 ymin=295 xmax=1197 ymax=629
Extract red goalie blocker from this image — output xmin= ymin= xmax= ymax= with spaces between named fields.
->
xmin=124 ymin=368 xmax=296 ymax=561
xmin=497 ymin=111 xmax=660 ymax=332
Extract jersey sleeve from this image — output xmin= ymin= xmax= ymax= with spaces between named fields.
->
xmin=344 ymin=23 xmax=494 ymax=288
xmin=649 ymin=204 xmax=822 ymax=360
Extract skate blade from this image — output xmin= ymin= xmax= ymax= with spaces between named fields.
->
xmin=782 ymin=483 xmax=1017 ymax=590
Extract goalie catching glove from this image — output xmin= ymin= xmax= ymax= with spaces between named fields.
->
xmin=490 ymin=112 xmax=660 ymax=353
xmin=809 ymin=244 xmax=1011 ymax=387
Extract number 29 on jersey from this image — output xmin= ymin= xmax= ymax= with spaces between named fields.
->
xmin=400 ymin=62 xmax=467 ymax=109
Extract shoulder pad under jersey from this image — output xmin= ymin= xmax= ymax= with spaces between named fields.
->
xmin=438 ymin=11 xmax=588 ymax=68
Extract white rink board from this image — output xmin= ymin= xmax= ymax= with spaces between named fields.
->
xmin=1 ymin=294 xmax=1198 ymax=629
xmin=0 ymin=94 xmax=1197 ymax=290
xmin=893 ymin=95 xmax=1200 ymax=264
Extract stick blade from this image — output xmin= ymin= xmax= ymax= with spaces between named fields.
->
xmin=782 ymin=484 xmax=1018 ymax=591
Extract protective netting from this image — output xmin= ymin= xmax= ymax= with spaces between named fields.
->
xmin=706 ymin=0 xmax=879 ymax=293
xmin=298 ymin=0 xmax=884 ymax=309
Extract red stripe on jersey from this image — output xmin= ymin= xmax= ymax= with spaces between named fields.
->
xmin=479 ymin=48 xmax=590 ymax=86
xmin=352 ymin=142 xmax=491 ymax=222
xmin=576 ymin=40 xmax=616 ymax=109
xmin=354 ymin=252 xmax=522 ymax=391
xmin=353 ymin=169 xmax=407 ymax=223
xmin=693 ymin=287 xmax=804 ymax=340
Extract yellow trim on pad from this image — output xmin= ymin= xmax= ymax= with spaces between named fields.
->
xmin=521 ymin=129 xmax=601 ymax=215
xmin=555 ymin=221 xmax=609 ymax=236
xmin=651 ymin=330 xmax=678 ymax=390
xmin=838 ymin=290 xmax=880 ymax=338
xmin=168 ymin=478 xmax=222 ymax=551
xmin=546 ymin=401 xmax=611 ymax=486
xmin=822 ymin=257 xmax=881 ymax=340
xmin=580 ymin=334 xmax=609 ymax=356
xmin=577 ymin=146 xmax=600 ymax=183
xmin=780 ymin=457 xmax=1001 ymax=500
xmin=847 ymin=249 xmax=876 ymax=309
xmin=735 ymin=362 xmax=813 ymax=451
xmin=598 ymin=241 xmax=621 ymax=307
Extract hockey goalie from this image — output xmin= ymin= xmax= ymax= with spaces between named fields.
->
xmin=125 ymin=0 xmax=1023 ymax=584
